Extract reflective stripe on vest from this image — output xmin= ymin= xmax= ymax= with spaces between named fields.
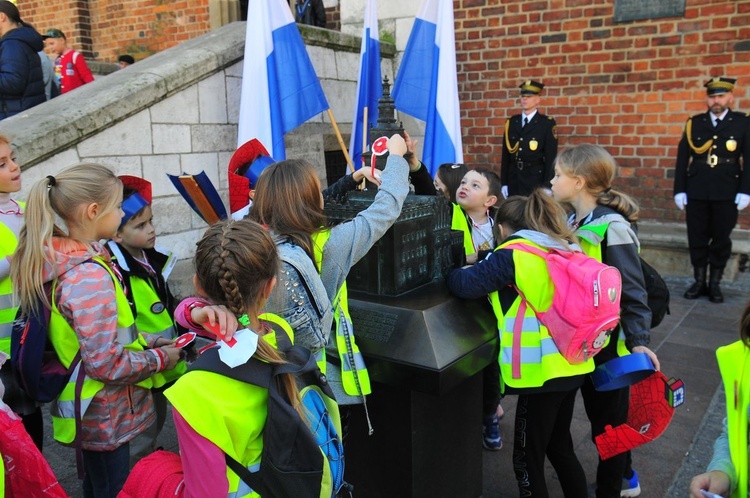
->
xmin=451 ymin=203 xmax=475 ymax=257
xmin=0 ymin=221 xmax=20 ymax=356
xmin=489 ymin=240 xmax=594 ymax=390
xmin=312 ymin=230 xmax=371 ymax=397
xmin=716 ymin=340 xmax=750 ymax=498
xmin=48 ymin=257 xmax=152 ymax=444
xmin=576 ymin=218 xmax=631 ymax=358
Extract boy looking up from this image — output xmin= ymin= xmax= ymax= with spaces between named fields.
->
xmin=106 ymin=176 xmax=185 ymax=457
xmin=454 ymin=167 xmax=504 ymax=451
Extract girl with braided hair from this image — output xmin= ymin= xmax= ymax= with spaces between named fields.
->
xmin=165 ymin=218 xmax=301 ymax=497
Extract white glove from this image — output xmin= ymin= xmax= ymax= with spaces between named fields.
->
xmin=674 ymin=193 xmax=687 ymax=211
xmin=501 ymin=185 xmax=509 ymax=199
xmin=736 ymin=193 xmax=750 ymax=211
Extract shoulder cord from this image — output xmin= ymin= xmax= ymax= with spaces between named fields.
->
xmin=504 ymin=119 xmax=519 ymax=154
xmin=685 ymin=118 xmax=713 ymax=155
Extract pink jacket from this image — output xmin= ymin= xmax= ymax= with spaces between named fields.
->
xmin=45 ymin=238 xmax=167 ymax=451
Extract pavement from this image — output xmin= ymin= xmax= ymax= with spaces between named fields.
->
xmin=42 ymin=276 xmax=748 ymax=497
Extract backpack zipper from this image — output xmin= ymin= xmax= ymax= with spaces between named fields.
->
xmin=593 ymin=280 xmax=600 ymax=308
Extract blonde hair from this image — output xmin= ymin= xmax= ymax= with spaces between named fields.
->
xmin=11 ymin=163 xmax=121 ymax=313
xmin=495 ymin=190 xmax=578 ymax=246
xmin=0 ymin=134 xmax=10 ymax=145
xmin=555 ymin=144 xmax=639 ymax=223
xmin=194 ymin=219 xmax=301 ymax=410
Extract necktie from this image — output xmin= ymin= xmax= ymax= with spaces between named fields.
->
xmin=523 ymin=116 xmax=528 ymax=127
xmin=715 ymin=118 xmax=721 ymax=127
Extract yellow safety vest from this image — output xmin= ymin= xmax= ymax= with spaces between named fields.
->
xmin=575 ymin=220 xmax=631 ymax=358
xmin=0 ymin=201 xmax=23 ymax=356
xmin=48 ymin=257 xmax=152 ymax=444
xmin=165 ymin=321 xmax=292 ymax=498
xmin=451 ymin=203 xmax=476 ymax=257
xmin=716 ymin=340 xmax=750 ymax=498
xmin=488 ymin=240 xmax=595 ymax=391
xmin=312 ymin=230 xmax=371 ymax=397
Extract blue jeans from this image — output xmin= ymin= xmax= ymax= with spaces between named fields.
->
xmin=82 ymin=442 xmax=130 ymax=498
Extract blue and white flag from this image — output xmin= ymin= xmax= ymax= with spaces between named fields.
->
xmin=237 ymin=0 xmax=329 ymax=160
xmin=349 ymin=0 xmax=382 ymax=167
xmin=392 ymin=0 xmax=463 ymax=174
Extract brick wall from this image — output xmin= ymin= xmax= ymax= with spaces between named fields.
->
xmin=21 ymin=0 xmax=211 ymax=62
xmin=454 ymin=0 xmax=750 ymax=226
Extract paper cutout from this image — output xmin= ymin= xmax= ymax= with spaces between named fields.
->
xmin=217 ymin=328 xmax=258 ymax=368
xmin=167 ymin=171 xmax=227 ymax=225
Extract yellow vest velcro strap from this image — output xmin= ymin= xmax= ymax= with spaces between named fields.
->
xmin=116 ymin=324 xmax=138 ymax=344
xmin=0 ymin=293 xmax=12 ymax=309
xmin=504 ymin=316 xmax=541 ymax=332
xmin=143 ymin=326 xmax=176 ymax=340
xmin=0 ymin=322 xmax=11 ymax=339
xmin=501 ymin=337 xmax=559 ymax=365
xmin=341 ymin=351 xmax=367 ymax=372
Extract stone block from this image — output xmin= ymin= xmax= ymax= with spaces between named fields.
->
xmin=169 ymin=259 xmax=198 ymax=301
xmin=152 ymin=196 xmax=195 ymax=234
xmin=154 ymin=125 xmax=192 ymax=154
xmin=321 ymin=79 xmax=357 ymax=124
xmin=335 ymin=51 xmax=361 ymax=82
xmin=158 ymin=230 xmax=203 ymax=261
xmin=83 ymin=156 xmax=143 ymax=177
xmin=198 ymin=72 xmax=229 ymax=124
xmin=77 ymin=111 xmax=153 ymax=157
xmin=16 ymin=148 xmax=80 ymax=199
xmin=225 ymin=60 xmax=243 ymax=78
xmin=226 ymin=75 xmax=242 ymax=125
xmin=309 ymin=44 xmax=339 ymax=79
xmin=191 ymin=124 xmax=237 ymax=153
xmin=151 ymin=86 xmax=200 ymax=124
xmin=142 ymin=154 xmax=183 ymax=197
xmin=180 ymin=153 xmax=220 ymax=187
xmin=395 ymin=17 xmax=415 ymax=52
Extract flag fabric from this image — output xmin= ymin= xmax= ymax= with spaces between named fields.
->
xmin=349 ymin=0 xmax=382 ymax=167
xmin=168 ymin=172 xmax=227 ymax=225
xmin=392 ymin=0 xmax=463 ymax=175
xmin=237 ymin=0 xmax=329 ymax=160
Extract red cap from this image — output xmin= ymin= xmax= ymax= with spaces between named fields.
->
xmin=228 ymin=139 xmax=274 ymax=214
xmin=119 ymin=176 xmax=152 ymax=226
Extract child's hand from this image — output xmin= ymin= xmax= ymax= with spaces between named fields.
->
xmin=387 ymin=134 xmax=407 ymax=157
xmin=353 ymin=167 xmax=382 ymax=187
xmin=403 ymin=131 xmax=421 ymax=172
xmin=631 ymin=345 xmax=660 ymax=371
xmin=160 ymin=346 xmax=182 ymax=370
xmin=191 ymin=304 xmax=239 ymax=341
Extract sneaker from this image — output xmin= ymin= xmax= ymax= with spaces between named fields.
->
xmin=482 ymin=415 xmax=502 ymax=451
xmin=620 ymin=470 xmax=641 ymax=497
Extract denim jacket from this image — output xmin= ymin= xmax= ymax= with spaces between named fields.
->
xmin=266 ymin=237 xmax=333 ymax=353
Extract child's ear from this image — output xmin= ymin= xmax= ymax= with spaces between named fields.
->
xmin=484 ymin=195 xmax=498 ymax=208
xmin=85 ymin=202 xmax=99 ymax=221
xmin=262 ymin=276 xmax=277 ymax=301
xmin=248 ymin=189 xmax=256 ymax=201
xmin=112 ymin=231 xmax=124 ymax=243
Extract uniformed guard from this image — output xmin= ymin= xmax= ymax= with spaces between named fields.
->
xmin=674 ymin=77 xmax=750 ymax=303
xmin=500 ymin=80 xmax=558 ymax=197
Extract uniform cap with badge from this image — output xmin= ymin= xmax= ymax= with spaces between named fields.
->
xmin=519 ymin=80 xmax=544 ymax=95
xmin=705 ymin=77 xmax=736 ymax=95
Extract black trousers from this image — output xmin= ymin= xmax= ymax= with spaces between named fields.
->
xmin=685 ymin=198 xmax=738 ymax=269
xmin=512 ymin=389 xmax=588 ymax=498
xmin=581 ymin=374 xmax=631 ymax=498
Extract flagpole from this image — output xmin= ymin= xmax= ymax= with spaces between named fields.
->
xmin=327 ymin=109 xmax=355 ymax=173
xmin=360 ymin=106 xmax=368 ymax=188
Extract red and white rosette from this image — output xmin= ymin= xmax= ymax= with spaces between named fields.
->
xmin=370 ymin=136 xmax=389 ymax=178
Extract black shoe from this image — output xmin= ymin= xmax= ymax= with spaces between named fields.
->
xmin=708 ymin=267 xmax=724 ymax=303
xmin=684 ymin=266 xmax=708 ymax=299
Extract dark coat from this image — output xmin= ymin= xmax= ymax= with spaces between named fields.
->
xmin=501 ymin=112 xmax=558 ymax=196
xmin=0 ymin=25 xmax=45 ymax=119
xmin=673 ymin=110 xmax=750 ymax=201
xmin=294 ymin=0 xmax=326 ymax=28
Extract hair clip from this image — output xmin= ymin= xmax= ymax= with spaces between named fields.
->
xmin=237 ymin=314 xmax=250 ymax=327
xmin=603 ymin=187 xmax=612 ymax=194
xmin=46 ymin=175 xmax=56 ymax=187
xmin=450 ymin=164 xmax=462 ymax=169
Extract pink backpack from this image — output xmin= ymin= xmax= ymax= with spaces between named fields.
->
xmin=505 ymin=243 xmax=622 ymax=365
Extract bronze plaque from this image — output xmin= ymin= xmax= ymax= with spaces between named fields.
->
xmin=614 ymin=0 xmax=685 ymax=22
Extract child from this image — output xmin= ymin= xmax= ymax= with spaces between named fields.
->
xmin=228 ymin=138 xmax=276 ymax=220
xmin=447 ymin=191 xmax=592 ymax=497
xmin=10 ymin=164 xmax=181 ymax=498
xmin=249 ymin=134 xmax=409 ymax=423
xmin=106 ymin=175 xmax=184 ymax=456
xmin=689 ymin=299 xmax=750 ymax=498
xmin=0 ymin=134 xmax=44 ymax=450
xmin=165 ymin=218 xmax=302 ymax=497
xmin=434 ymin=162 xmax=468 ymax=202
xmin=453 ymin=167 xmax=503 ymax=450
xmin=551 ymin=144 xmax=660 ymax=498
xmin=42 ymin=28 xmax=94 ymax=94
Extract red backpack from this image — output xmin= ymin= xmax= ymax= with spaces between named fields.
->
xmin=506 ymin=243 xmax=622 ymax=364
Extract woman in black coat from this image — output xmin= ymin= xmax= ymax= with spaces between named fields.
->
xmin=0 ymin=1 xmax=44 ymax=119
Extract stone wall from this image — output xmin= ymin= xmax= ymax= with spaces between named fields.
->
xmin=2 ymin=21 xmax=395 ymax=296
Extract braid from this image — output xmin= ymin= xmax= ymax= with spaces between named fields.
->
xmin=216 ymin=224 xmax=247 ymax=317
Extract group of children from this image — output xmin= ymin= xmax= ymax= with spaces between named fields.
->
xmin=0 ymin=128 xmax=684 ymax=498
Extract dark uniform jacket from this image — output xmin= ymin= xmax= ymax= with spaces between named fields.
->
xmin=501 ymin=112 xmax=558 ymax=196
xmin=674 ymin=110 xmax=750 ymax=201
xmin=294 ymin=0 xmax=327 ymax=28
xmin=0 ymin=26 xmax=45 ymax=119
